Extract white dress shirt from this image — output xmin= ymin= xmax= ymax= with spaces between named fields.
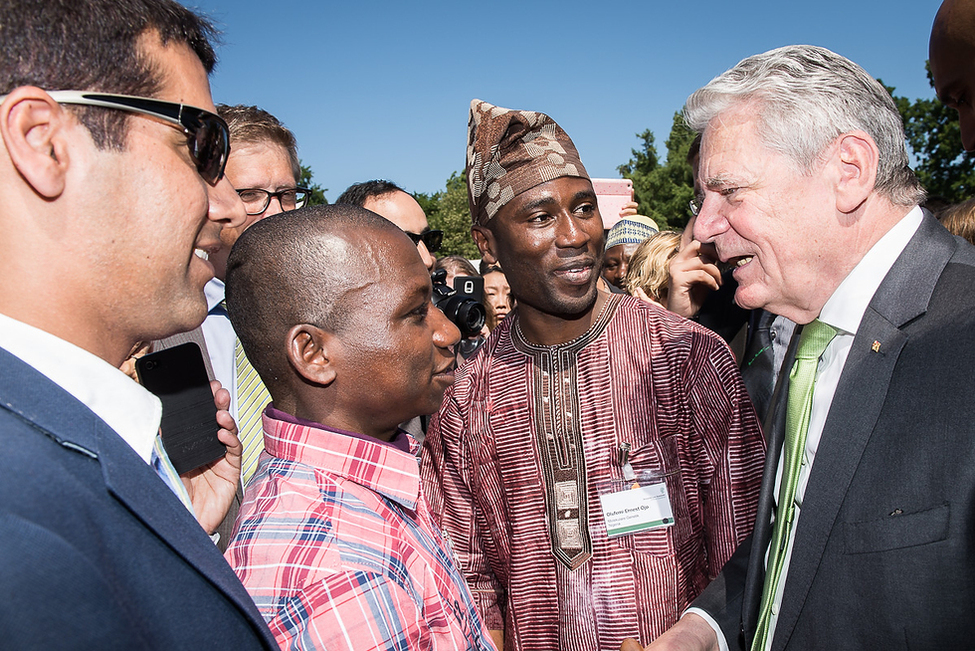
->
xmin=691 ymin=206 xmax=924 ymax=651
xmin=0 ymin=312 xmax=161 ymax=463
xmin=201 ymin=277 xmax=239 ymax=421
xmin=769 ymin=316 xmax=797 ymax=387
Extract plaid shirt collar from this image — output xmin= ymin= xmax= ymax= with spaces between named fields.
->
xmin=261 ymin=411 xmax=421 ymax=510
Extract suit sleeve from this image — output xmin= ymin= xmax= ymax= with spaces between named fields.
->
xmin=690 ymin=534 xmax=753 ymax=651
xmin=679 ymin=329 xmax=764 ymax=651
xmin=421 ymin=389 xmax=505 ymax=631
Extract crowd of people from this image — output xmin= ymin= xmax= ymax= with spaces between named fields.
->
xmin=2 ymin=1 xmax=975 ymax=650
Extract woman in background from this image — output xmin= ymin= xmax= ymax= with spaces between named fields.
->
xmin=624 ymin=230 xmax=682 ymax=307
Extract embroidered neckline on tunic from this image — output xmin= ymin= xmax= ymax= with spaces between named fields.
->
xmin=510 ymin=293 xmax=621 ymax=355
xmin=506 ymin=294 xmax=623 ymax=569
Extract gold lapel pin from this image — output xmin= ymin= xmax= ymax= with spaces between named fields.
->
xmin=871 ymin=340 xmax=881 ymax=353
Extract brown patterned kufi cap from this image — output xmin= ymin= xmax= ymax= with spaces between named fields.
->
xmin=466 ymin=99 xmax=589 ymax=226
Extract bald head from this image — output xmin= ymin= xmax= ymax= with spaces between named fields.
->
xmin=931 ymin=0 xmax=975 ymax=151
xmin=932 ymin=0 xmax=975 ymax=42
xmin=225 ymin=204 xmax=414 ymax=394
xmin=225 ymin=202 xmax=460 ymax=440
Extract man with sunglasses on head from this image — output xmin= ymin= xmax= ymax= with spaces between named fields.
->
xmin=0 ymin=0 xmax=276 ymax=647
xmin=338 ymin=179 xmax=443 ymax=271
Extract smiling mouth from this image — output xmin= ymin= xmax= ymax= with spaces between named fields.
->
xmin=554 ymin=260 xmax=595 ymax=284
xmin=724 ymin=254 xmax=754 ymax=270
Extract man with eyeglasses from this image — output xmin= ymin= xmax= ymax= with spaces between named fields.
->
xmin=337 ymin=179 xmax=443 ymax=271
xmin=208 ymin=104 xmax=308 ymax=283
xmin=0 ymin=0 xmax=276 ymax=647
xmin=631 ymin=44 xmax=975 ymax=651
xmin=197 ymin=104 xmax=305 ymax=491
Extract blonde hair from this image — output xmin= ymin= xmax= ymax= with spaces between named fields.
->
xmin=625 ymin=231 xmax=682 ymax=303
xmin=938 ymin=197 xmax=975 ymax=246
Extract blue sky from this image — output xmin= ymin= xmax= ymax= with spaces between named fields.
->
xmin=190 ymin=0 xmax=944 ymax=202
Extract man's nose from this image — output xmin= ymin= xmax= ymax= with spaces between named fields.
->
xmin=208 ymin=175 xmax=247 ymax=228
xmin=692 ymin=195 xmax=728 ymax=243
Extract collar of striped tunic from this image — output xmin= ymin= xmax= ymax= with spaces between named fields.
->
xmin=260 ymin=407 xmax=420 ymax=510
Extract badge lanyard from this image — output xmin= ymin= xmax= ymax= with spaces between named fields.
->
xmin=597 ymin=442 xmax=675 ymax=539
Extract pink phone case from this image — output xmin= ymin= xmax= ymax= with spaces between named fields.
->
xmin=592 ymin=178 xmax=633 ymax=229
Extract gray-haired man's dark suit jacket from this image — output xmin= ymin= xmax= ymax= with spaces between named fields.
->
xmin=694 ymin=212 xmax=975 ymax=650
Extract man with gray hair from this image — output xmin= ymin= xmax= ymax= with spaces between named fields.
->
xmin=631 ymin=44 xmax=975 ymax=651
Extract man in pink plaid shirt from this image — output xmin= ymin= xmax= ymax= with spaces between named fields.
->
xmin=223 ymin=203 xmax=496 ymax=651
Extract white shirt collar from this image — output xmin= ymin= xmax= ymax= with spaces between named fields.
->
xmin=819 ymin=206 xmax=924 ymax=336
xmin=205 ymin=277 xmax=226 ymax=313
xmin=0 ymin=312 xmax=161 ymax=462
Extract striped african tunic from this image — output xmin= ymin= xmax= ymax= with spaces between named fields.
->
xmin=421 ymin=293 xmax=765 ymax=650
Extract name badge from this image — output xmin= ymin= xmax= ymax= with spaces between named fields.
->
xmin=598 ymin=472 xmax=674 ymax=539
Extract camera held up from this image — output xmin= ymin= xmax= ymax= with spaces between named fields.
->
xmin=431 ymin=269 xmax=486 ymax=339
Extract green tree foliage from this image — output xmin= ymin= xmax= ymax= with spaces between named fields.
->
xmin=419 ymin=171 xmax=481 ymax=260
xmin=413 ymin=191 xmax=440 ymax=225
xmin=885 ymin=64 xmax=974 ymax=205
xmin=298 ymin=162 xmax=328 ymax=206
xmin=617 ymin=112 xmax=697 ymax=230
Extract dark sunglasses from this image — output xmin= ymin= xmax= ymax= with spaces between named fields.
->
xmin=406 ymin=229 xmax=443 ymax=253
xmin=42 ymin=90 xmax=230 ymax=185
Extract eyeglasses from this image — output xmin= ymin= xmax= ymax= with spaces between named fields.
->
xmin=406 ymin=229 xmax=443 ymax=253
xmin=40 ymin=91 xmax=229 ymax=185
xmin=689 ymin=197 xmax=703 ymax=217
xmin=236 ymin=187 xmax=311 ymax=215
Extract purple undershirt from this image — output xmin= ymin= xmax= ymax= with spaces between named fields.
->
xmin=264 ymin=404 xmax=412 ymax=454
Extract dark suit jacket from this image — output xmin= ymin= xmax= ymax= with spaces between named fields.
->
xmin=0 ymin=347 xmax=277 ymax=649
xmin=694 ymin=213 xmax=975 ymax=650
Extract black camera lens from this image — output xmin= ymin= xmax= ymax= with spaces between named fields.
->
xmin=438 ymin=294 xmax=486 ymax=337
xmin=431 ymin=269 xmax=486 ymax=338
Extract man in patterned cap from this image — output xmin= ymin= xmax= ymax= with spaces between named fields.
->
xmin=603 ymin=214 xmax=660 ymax=289
xmin=420 ymin=100 xmax=766 ymax=650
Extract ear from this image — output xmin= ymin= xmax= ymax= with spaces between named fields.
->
xmin=833 ymin=131 xmax=879 ymax=214
xmin=286 ymin=324 xmax=337 ymax=387
xmin=0 ymin=87 xmax=70 ymax=198
xmin=471 ymin=225 xmax=498 ymax=264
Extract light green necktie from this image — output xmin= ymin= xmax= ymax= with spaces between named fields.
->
xmin=235 ymin=337 xmax=270 ymax=486
xmin=752 ymin=319 xmax=837 ymax=651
